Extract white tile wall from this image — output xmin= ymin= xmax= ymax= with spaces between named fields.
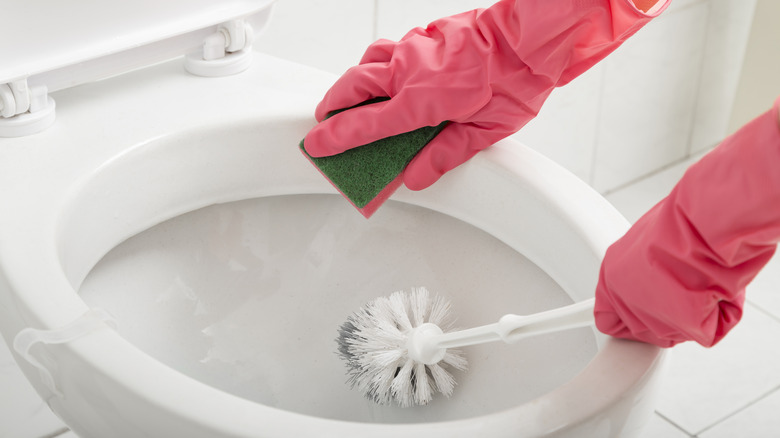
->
xmin=592 ymin=2 xmax=709 ymax=192
xmin=727 ymin=0 xmax=780 ymax=134
xmin=690 ymin=0 xmax=758 ymax=153
xmin=604 ymin=148 xmax=707 ymax=222
xmin=512 ymin=64 xmax=605 ymax=184
xmin=375 ymin=0 xmax=494 ymax=40
xmin=664 ymin=0 xmax=707 ymax=12
xmin=254 ymin=0 xmax=376 ymax=75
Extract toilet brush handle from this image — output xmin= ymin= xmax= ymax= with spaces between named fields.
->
xmin=431 ymin=298 xmax=595 ymax=349
xmin=497 ymin=298 xmax=595 ymax=344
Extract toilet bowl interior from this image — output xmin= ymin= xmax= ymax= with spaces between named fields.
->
xmin=78 ymin=193 xmax=597 ymax=423
xmin=54 ymin=116 xmax=629 ymax=424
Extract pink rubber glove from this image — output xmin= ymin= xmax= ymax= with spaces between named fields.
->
xmin=303 ymin=0 xmax=669 ymax=190
xmin=595 ymin=99 xmax=780 ymax=348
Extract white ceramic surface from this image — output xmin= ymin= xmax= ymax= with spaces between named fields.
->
xmin=0 ymin=51 xmax=663 ymax=437
xmin=0 ymin=0 xmax=274 ymax=90
xmin=78 ymin=194 xmax=596 ymax=423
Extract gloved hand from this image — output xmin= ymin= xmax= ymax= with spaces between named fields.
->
xmin=303 ymin=0 xmax=668 ymax=190
xmin=594 ymin=99 xmax=780 ymax=348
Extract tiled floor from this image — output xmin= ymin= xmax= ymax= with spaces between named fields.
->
xmin=2 ymin=147 xmax=779 ymax=438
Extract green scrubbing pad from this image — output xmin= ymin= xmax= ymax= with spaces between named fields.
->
xmin=299 ymin=99 xmax=447 ymax=218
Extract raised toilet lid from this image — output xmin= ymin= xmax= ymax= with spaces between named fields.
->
xmin=0 ymin=0 xmax=273 ymax=137
xmin=0 ymin=0 xmax=274 ymax=92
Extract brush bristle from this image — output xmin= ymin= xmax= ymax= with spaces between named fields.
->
xmin=336 ymin=287 xmax=468 ymax=407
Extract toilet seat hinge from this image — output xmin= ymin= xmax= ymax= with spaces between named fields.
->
xmin=208 ymin=19 xmax=254 ymax=60
xmin=0 ymin=79 xmax=56 ymax=138
xmin=184 ymin=19 xmax=255 ymax=78
xmin=0 ymin=80 xmax=51 ymax=118
xmin=13 ymin=308 xmax=118 ymax=398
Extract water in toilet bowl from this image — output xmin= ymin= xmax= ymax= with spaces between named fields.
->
xmin=78 ymin=193 xmax=597 ymax=424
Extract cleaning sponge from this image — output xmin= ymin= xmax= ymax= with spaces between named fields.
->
xmin=299 ymin=100 xmax=447 ymax=218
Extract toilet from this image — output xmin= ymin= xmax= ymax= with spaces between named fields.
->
xmin=0 ymin=1 xmax=665 ymax=437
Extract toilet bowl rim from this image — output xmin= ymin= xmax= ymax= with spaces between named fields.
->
xmin=0 ymin=137 xmax=664 ymax=436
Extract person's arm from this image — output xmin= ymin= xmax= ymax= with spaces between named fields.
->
xmin=304 ymin=0 xmax=670 ymax=190
xmin=595 ymin=98 xmax=780 ymax=347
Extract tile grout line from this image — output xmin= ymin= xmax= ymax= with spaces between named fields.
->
xmin=682 ymin=1 xmax=712 ymax=157
xmin=600 ymin=145 xmax=714 ymax=197
xmin=595 ymin=0 xmax=713 ymax=195
xmin=654 ymin=410 xmax=696 ymax=437
xmin=745 ymin=298 xmax=780 ymax=324
xmin=692 ymin=383 xmax=780 ymax=436
xmin=372 ymin=0 xmax=379 ymax=42
xmin=587 ymin=65 xmax=608 ymax=188
xmin=685 ymin=299 xmax=780 ymax=435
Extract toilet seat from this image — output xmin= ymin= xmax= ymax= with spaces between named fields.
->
xmin=0 ymin=2 xmax=665 ymax=437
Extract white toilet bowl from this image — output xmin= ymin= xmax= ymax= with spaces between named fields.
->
xmin=0 ymin=1 xmax=665 ymax=437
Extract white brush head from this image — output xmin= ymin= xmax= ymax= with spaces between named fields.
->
xmin=336 ymin=287 xmax=468 ymax=407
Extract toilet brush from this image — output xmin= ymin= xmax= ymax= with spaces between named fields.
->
xmin=336 ymin=287 xmax=594 ymax=407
